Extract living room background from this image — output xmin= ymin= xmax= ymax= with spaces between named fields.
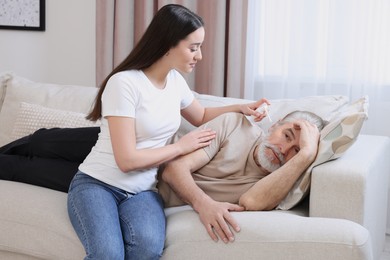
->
xmin=0 ymin=0 xmax=389 ymax=234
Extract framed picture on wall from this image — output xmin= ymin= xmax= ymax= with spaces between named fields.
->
xmin=0 ymin=0 xmax=45 ymax=31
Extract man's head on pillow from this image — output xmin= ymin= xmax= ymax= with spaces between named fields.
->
xmin=255 ymin=111 xmax=325 ymax=173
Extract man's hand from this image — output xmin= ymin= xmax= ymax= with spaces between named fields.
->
xmin=195 ymin=197 xmax=244 ymax=243
xmin=293 ymin=120 xmax=320 ymax=163
xmin=161 ymin=149 xmax=244 ymax=243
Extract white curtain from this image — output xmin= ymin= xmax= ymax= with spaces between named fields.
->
xmin=245 ymin=0 xmax=390 ymax=137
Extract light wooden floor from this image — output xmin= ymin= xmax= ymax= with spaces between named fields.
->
xmin=381 ymin=234 xmax=390 ymax=260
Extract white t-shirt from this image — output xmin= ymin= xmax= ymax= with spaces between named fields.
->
xmin=79 ymin=69 xmax=194 ymax=193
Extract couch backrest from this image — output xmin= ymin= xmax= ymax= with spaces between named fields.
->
xmin=0 ymin=72 xmax=349 ymax=147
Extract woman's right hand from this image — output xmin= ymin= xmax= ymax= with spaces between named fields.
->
xmin=176 ymin=128 xmax=216 ymax=155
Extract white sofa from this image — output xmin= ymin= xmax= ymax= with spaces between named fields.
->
xmin=0 ymin=73 xmax=389 ymax=260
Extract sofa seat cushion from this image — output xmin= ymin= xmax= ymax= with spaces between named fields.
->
xmin=163 ymin=206 xmax=372 ymax=260
xmin=0 ymin=180 xmax=85 ymax=259
xmin=0 ymin=180 xmax=372 ymax=260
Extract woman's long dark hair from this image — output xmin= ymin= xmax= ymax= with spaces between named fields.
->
xmin=87 ymin=4 xmax=204 ymax=121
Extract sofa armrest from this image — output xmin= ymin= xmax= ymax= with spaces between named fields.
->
xmin=309 ymin=134 xmax=390 ymax=260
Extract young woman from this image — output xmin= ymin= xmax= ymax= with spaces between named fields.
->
xmin=0 ymin=4 xmax=266 ymax=259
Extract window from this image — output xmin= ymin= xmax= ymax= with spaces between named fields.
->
xmin=245 ymin=0 xmax=390 ymax=135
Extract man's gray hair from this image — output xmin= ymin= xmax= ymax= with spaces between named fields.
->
xmin=280 ymin=111 xmax=325 ymax=131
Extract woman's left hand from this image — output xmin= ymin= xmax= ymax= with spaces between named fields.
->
xmin=240 ymin=98 xmax=270 ymax=122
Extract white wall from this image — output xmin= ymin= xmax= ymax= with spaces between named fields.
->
xmin=0 ymin=0 xmax=96 ymax=87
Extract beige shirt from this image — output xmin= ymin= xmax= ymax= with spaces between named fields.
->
xmin=159 ymin=112 xmax=268 ymax=207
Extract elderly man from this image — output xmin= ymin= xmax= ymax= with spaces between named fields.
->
xmin=158 ymin=111 xmax=324 ymax=244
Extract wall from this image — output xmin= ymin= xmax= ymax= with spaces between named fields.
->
xmin=0 ymin=0 xmax=96 ymax=87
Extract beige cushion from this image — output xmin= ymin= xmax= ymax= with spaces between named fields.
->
xmin=162 ymin=205 xmax=372 ymax=260
xmin=278 ymin=96 xmax=369 ymax=210
xmin=0 ymin=181 xmax=85 ymax=259
xmin=0 ymin=180 xmax=372 ymax=260
xmin=11 ymin=102 xmax=99 ymax=140
xmin=0 ymin=73 xmax=98 ymax=146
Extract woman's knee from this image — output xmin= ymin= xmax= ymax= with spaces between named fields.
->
xmin=67 ymin=176 xmax=126 ymax=260
xmin=120 ymin=191 xmax=166 ymax=259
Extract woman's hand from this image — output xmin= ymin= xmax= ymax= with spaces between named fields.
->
xmin=176 ymin=128 xmax=216 ymax=155
xmin=240 ymin=98 xmax=271 ymax=122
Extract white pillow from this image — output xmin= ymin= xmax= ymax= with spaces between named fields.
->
xmin=0 ymin=74 xmax=98 ymax=146
xmin=11 ymin=102 xmax=99 ymax=141
xmin=188 ymin=92 xmax=349 ymax=132
xmin=253 ymin=95 xmax=349 ymax=131
xmin=173 ymin=92 xmax=349 ymax=151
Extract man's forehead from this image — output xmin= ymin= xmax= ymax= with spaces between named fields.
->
xmin=275 ymin=122 xmax=300 ymax=135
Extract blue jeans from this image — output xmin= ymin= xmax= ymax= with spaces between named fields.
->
xmin=67 ymin=172 xmax=166 ymax=260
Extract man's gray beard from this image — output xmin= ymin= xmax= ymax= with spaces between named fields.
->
xmin=257 ymin=140 xmax=285 ymax=173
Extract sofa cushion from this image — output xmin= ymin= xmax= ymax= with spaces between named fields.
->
xmin=162 ymin=205 xmax=372 ymax=260
xmin=278 ymin=96 xmax=369 ymax=210
xmin=0 ymin=73 xmax=98 ymax=146
xmin=0 ymin=180 xmax=85 ymax=259
xmin=11 ymin=102 xmax=99 ymax=140
xmin=0 ymin=180 xmax=372 ymax=260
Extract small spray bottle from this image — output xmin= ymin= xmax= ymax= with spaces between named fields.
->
xmin=255 ymin=103 xmax=272 ymax=122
